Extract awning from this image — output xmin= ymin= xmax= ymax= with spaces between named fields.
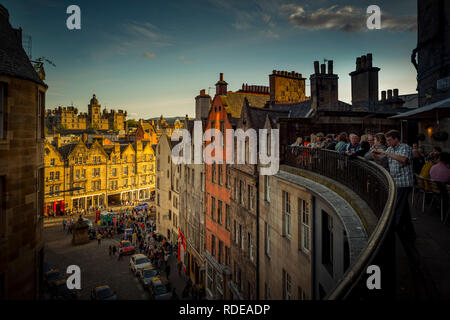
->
xmin=390 ymin=98 xmax=450 ymax=119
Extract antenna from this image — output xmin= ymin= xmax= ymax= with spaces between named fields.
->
xmin=22 ymin=34 xmax=32 ymax=60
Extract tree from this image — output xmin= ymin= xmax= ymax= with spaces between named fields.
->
xmin=127 ymin=119 xmax=138 ymax=128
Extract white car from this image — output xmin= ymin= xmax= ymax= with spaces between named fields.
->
xmin=130 ymin=254 xmax=152 ymax=274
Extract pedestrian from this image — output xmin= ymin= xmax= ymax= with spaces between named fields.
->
xmin=165 ymin=264 xmax=171 ymax=279
xmin=109 ymin=245 xmax=112 ymax=256
xmin=97 ymin=233 xmax=102 ymax=246
xmin=118 ymin=248 xmax=123 ymax=261
xmin=62 ymin=219 xmax=66 ymax=230
xmin=371 ymin=130 xmax=416 ymax=241
xmin=112 ymin=245 xmax=117 ymax=256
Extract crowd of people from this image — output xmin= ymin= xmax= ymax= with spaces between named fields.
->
xmin=290 ymin=129 xmax=450 ymax=240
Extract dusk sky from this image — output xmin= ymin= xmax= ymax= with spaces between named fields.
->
xmin=4 ymin=0 xmax=417 ymax=119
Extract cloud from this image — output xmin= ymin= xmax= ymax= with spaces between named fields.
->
xmin=283 ymin=5 xmax=416 ymax=33
xmin=177 ymin=56 xmax=185 ymax=60
xmin=124 ymin=22 xmax=161 ymax=40
xmin=144 ymin=52 xmax=156 ymax=58
xmin=261 ymin=30 xmax=279 ymax=39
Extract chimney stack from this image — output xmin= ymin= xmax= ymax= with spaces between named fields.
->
xmin=54 ymin=133 xmax=61 ymax=148
xmin=387 ymin=89 xmax=393 ymax=100
xmin=215 ymin=73 xmax=228 ymax=95
xmin=381 ymin=91 xmax=387 ymax=101
xmin=321 ymin=64 xmax=326 ymax=74
xmin=393 ymin=88 xmax=399 ymax=98
xmin=220 ymin=73 xmax=223 ymax=81
xmin=328 ymin=60 xmax=333 ymax=74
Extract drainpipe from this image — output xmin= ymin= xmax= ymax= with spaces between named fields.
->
xmin=256 ymin=166 xmax=260 ymax=299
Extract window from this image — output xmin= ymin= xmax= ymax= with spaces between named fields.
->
xmin=283 ymin=270 xmax=292 ymax=300
xmin=226 ymin=165 xmax=230 ymax=188
xmin=265 ymin=222 xmax=271 ymax=256
xmin=212 ymin=164 xmax=216 ymax=183
xmin=54 ymin=185 xmax=60 ymax=196
xmin=123 ymin=179 xmax=128 ymax=188
xmin=264 ymin=176 xmax=270 ymax=202
xmin=112 ymin=168 xmax=117 ymax=177
xmin=225 ymin=246 xmax=230 ymax=266
xmin=191 ymin=169 xmax=195 ymax=186
xmin=168 ymin=210 xmax=172 ymax=220
xmin=200 ymin=172 xmax=205 ymax=191
xmin=49 ymin=172 xmax=54 ymax=180
xmin=248 ymin=185 xmax=254 ymax=211
xmin=300 ymin=199 xmax=310 ymax=253
xmin=217 ymin=200 xmax=223 ymax=225
xmin=234 ymin=220 xmax=239 ymax=244
xmin=211 ymin=235 xmax=216 ymax=257
xmin=225 ymin=204 xmax=230 ymax=231
xmin=218 ymin=240 xmax=224 ymax=264
xmin=322 ymin=210 xmax=333 ymax=274
xmin=0 ymin=83 xmax=6 ymax=140
xmin=218 ymin=165 xmax=223 ymax=185
xmin=123 ymin=166 xmax=128 ymax=175
xmin=55 ymin=171 xmax=60 ymax=180
xmin=282 ymin=191 xmax=291 ymax=237
xmin=81 ymin=169 xmax=86 ymax=178
xmin=239 ymin=180 xmax=244 ymax=205
xmin=248 ymin=233 xmax=254 ymax=262
xmin=233 ymin=178 xmax=237 ymax=200
xmin=240 ymin=225 xmax=244 ymax=250
xmin=211 ymin=197 xmax=216 ymax=221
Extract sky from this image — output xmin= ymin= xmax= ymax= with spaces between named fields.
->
xmin=3 ymin=0 xmax=418 ymax=119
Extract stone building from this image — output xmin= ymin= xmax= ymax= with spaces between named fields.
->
xmin=46 ymin=94 xmax=127 ymax=132
xmin=413 ymin=0 xmax=450 ymax=107
xmin=155 ymin=133 xmax=181 ymax=244
xmin=0 ymin=4 xmax=47 ymax=299
xmin=44 ymin=137 xmax=155 ymax=215
xmin=179 ymin=118 xmax=207 ymax=288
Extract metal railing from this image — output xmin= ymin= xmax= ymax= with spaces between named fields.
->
xmin=283 ymin=146 xmax=396 ymax=299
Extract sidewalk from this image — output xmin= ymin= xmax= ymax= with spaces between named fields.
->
xmin=396 ymin=195 xmax=450 ymax=299
xmin=165 ymin=252 xmax=192 ymax=299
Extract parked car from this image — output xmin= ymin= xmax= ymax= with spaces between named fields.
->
xmin=134 ymin=203 xmax=149 ymax=211
xmin=50 ymin=279 xmax=78 ymax=300
xmin=44 ymin=269 xmax=63 ymax=291
xmin=119 ymin=240 xmax=135 ymax=255
xmin=91 ymin=285 xmax=117 ymax=300
xmin=130 ymin=254 xmax=152 ymax=274
xmin=137 ymin=266 xmax=159 ymax=288
xmin=148 ymin=278 xmax=171 ymax=300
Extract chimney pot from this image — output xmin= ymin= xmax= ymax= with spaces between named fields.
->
xmin=394 ymin=89 xmax=399 ymax=97
xmin=361 ymin=55 xmax=367 ymax=69
xmin=381 ymin=91 xmax=386 ymax=101
xmin=387 ymin=89 xmax=393 ymax=100
xmin=321 ymin=64 xmax=326 ymax=74
xmin=314 ymin=61 xmax=320 ymax=74
xmin=328 ymin=60 xmax=333 ymax=74
xmin=356 ymin=57 xmax=361 ymax=71
xmin=367 ymin=53 xmax=373 ymax=68
xmin=220 ymin=73 xmax=223 ymax=81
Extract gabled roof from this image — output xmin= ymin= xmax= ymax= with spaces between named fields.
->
xmin=220 ymin=92 xmax=269 ymax=118
xmin=246 ymin=106 xmax=289 ymax=129
xmin=0 ymin=6 xmax=46 ymax=87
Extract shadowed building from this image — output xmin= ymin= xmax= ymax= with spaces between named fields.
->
xmin=0 ymin=4 xmax=47 ymax=299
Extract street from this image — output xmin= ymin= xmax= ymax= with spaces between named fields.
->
xmin=43 ymin=213 xmax=189 ymax=300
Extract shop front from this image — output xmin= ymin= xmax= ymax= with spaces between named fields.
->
xmin=45 ymin=200 xmax=65 ymax=216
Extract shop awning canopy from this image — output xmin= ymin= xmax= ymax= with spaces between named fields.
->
xmin=390 ymin=98 xmax=450 ymax=120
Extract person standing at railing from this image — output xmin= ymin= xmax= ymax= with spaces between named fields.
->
xmin=371 ymin=130 xmax=416 ymax=242
xmin=341 ymin=133 xmax=361 ymax=155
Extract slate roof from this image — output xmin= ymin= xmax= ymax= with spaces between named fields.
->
xmin=57 ymin=143 xmax=78 ymax=159
xmin=220 ymin=92 xmax=269 ymax=118
xmin=270 ymin=101 xmax=313 ymax=118
xmin=0 ymin=5 xmax=46 ymax=87
xmin=246 ymin=106 xmax=289 ymax=129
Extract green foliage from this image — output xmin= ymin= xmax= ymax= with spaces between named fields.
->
xmin=127 ymin=119 xmax=138 ymax=128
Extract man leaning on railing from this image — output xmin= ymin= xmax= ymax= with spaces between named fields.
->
xmin=371 ymin=130 xmax=416 ymax=242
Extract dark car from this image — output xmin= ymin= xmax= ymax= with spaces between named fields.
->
xmin=137 ymin=266 xmax=159 ymax=288
xmin=148 ymin=278 xmax=171 ymax=300
xmin=51 ymin=279 xmax=78 ymax=300
xmin=91 ymin=285 xmax=117 ymax=300
xmin=44 ymin=269 xmax=63 ymax=290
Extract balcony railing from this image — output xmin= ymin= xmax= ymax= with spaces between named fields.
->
xmin=284 ymin=146 xmax=396 ymax=300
